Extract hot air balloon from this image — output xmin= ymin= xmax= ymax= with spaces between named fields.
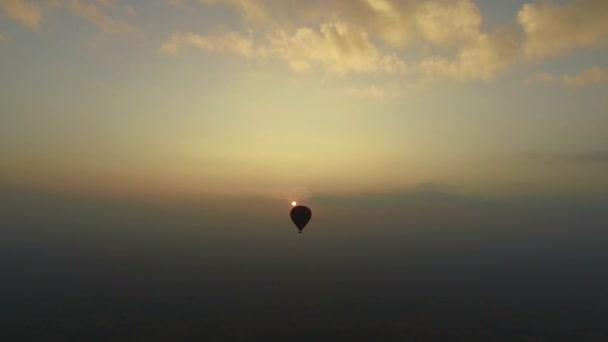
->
xmin=290 ymin=206 xmax=311 ymax=233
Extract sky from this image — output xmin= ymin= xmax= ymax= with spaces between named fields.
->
xmin=2 ymin=2 xmax=608 ymax=339
xmin=1 ymin=0 xmax=607 ymax=205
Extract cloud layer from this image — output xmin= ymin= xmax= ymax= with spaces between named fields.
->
xmin=160 ymin=0 xmax=608 ymax=82
xmin=0 ymin=0 xmax=42 ymax=28
xmin=518 ymin=0 xmax=608 ymax=60
xmin=1 ymin=0 xmax=134 ymax=34
xmin=3 ymin=1 xmax=608 ymax=85
xmin=162 ymin=22 xmax=408 ymax=75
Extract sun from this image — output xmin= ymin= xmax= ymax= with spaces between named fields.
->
xmin=291 ymin=201 xmax=297 ymax=206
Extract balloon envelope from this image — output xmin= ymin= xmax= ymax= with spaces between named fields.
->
xmin=290 ymin=206 xmax=311 ymax=233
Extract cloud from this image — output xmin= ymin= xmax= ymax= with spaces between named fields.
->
xmin=414 ymin=0 xmax=521 ymax=82
xmin=562 ymin=67 xmax=608 ymax=88
xmin=415 ymin=0 xmax=482 ymax=47
xmin=194 ymin=0 xmax=413 ymax=67
xmin=200 ymin=0 xmax=337 ymax=29
xmin=419 ymin=27 xmax=520 ymax=81
xmin=348 ymin=0 xmax=418 ymax=49
xmin=188 ymin=0 xmax=518 ymax=80
xmin=3 ymin=1 xmax=607 ymax=84
xmin=518 ymin=0 xmax=608 ymax=60
xmin=68 ymin=0 xmax=133 ymax=34
xmin=60 ymin=0 xmax=599 ymax=83
xmin=525 ymin=67 xmax=608 ymax=88
xmin=162 ymin=22 xmax=407 ymax=75
xmin=0 ymin=0 xmax=42 ymax=29
xmin=267 ymin=22 xmax=407 ymax=75
xmin=216 ymin=0 xmax=268 ymax=24
xmin=161 ymin=31 xmax=260 ymax=57
xmin=0 ymin=32 xmax=6 ymax=41
xmin=199 ymin=0 xmax=483 ymax=50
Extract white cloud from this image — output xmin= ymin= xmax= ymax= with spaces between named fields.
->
xmin=0 ymin=0 xmax=42 ymax=29
xmin=518 ymin=0 xmax=608 ymax=60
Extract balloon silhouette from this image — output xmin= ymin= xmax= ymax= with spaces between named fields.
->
xmin=290 ymin=206 xmax=311 ymax=233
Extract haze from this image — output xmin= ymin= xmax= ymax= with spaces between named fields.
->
xmin=1 ymin=0 xmax=608 ymax=340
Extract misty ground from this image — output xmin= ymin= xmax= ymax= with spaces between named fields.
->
xmin=2 ymin=186 xmax=608 ymax=341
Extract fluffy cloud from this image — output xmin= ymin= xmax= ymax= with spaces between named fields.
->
xmin=347 ymin=0 xmax=417 ymax=48
xmin=4 ymin=0 xmax=604 ymax=84
xmin=518 ymin=0 xmax=608 ymax=60
xmin=415 ymin=0 xmax=522 ymax=81
xmin=415 ymin=0 xmax=482 ymax=47
xmin=194 ymin=0 xmax=418 ymax=48
xmin=419 ymin=27 xmax=520 ymax=81
xmin=162 ymin=22 xmax=407 ymax=75
xmin=268 ymin=22 xmax=407 ymax=75
xmin=0 ymin=0 xmax=42 ymax=28
xmin=182 ymin=0 xmax=522 ymax=80
xmin=198 ymin=0 xmax=483 ymax=50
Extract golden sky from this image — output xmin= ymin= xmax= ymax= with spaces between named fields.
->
xmin=1 ymin=0 xmax=608 ymax=203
